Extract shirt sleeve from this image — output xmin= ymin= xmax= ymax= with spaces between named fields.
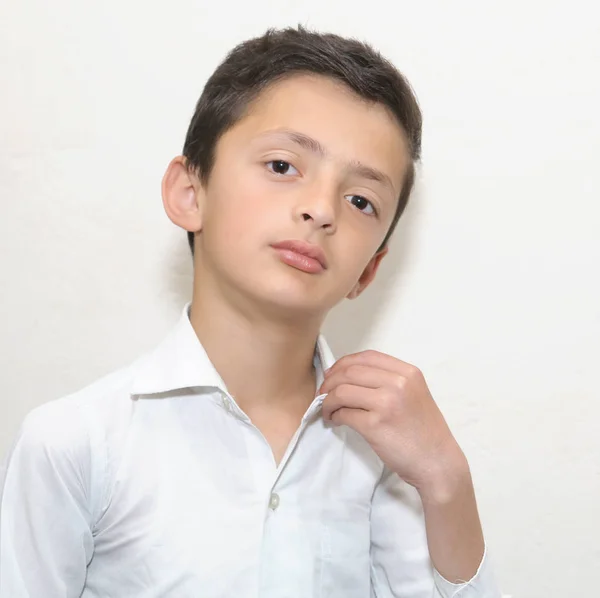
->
xmin=0 ymin=400 xmax=95 ymax=598
xmin=370 ymin=466 xmax=502 ymax=598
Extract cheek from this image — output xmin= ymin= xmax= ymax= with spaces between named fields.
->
xmin=336 ymin=227 xmax=379 ymax=270
xmin=206 ymin=175 xmax=276 ymax=243
xmin=335 ymin=239 xmax=381 ymax=291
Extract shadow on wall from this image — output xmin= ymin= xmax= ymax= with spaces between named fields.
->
xmin=161 ymin=179 xmax=424 ymax=359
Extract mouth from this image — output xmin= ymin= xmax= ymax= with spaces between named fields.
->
xmin=270 ymin=239 xmax=328 ymax=274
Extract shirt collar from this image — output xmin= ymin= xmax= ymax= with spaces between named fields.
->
xmin=130 ymin=302 xmax=336 ymax=398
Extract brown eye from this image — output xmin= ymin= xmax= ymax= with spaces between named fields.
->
xmin=346 ymin=195 xmax=376 ymax=216
xmin=266 ymin=160 xmax=300 ymax=176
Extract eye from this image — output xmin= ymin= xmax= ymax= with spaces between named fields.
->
xmin=345 ymin=194 xmax=376 ymax=216
xmin=266 ymin=160 xmax=299 ymax=176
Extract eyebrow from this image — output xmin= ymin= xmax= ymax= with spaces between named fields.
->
xmin=259 ymin=128 xmax=397 ymax=195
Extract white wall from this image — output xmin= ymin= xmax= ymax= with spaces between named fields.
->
xmin=1 ymin=1 xmax=598 ymax=595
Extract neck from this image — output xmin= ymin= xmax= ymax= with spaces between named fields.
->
xmin=189 ymin=275 xmax=325 ymax=412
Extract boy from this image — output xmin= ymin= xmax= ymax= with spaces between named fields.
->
xmin=0 ymin=27 xmax=501 ymax=597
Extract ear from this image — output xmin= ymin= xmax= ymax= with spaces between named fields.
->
xmin=161 ymin=156 xmax=205 ymax=233
xmin=346 ymin=246 xmax=389 ymax=299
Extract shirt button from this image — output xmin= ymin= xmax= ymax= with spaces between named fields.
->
xmin=269 ymin=492 xmax=280 ymax=510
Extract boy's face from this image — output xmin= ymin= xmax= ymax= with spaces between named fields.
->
xmin=168 ymin=74 xmax=409 ymax=319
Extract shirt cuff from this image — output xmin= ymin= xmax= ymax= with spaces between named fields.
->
xmin=432 ymin=544 xmax=502 ymax=597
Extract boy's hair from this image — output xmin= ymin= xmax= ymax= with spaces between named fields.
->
xmin=183 ymin=26 xmax=422 ymax=256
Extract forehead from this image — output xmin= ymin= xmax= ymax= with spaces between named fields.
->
xmin=227 ymin=74 xmax=410 ymax=191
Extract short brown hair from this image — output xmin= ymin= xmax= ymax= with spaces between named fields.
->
xmin=183 ymin=26 xmax=422 ymax=255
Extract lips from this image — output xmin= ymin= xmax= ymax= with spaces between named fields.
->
xmin=270 ymin=239 xmax=328 ymax=272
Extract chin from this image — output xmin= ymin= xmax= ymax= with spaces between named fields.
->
xmin=250 ymin=276 xmax=332 ymax=317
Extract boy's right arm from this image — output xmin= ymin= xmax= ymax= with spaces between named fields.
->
xmin=0 ymin=402 xmax=94 ymax=597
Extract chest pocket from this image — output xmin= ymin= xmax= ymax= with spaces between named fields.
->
xmin=317 ymin=503 xmax=372 ymax=598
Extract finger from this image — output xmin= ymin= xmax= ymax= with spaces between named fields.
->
xmin=319 ymin=364 xmax=399 ymax=395
xmin=321 ymin=384 xmax=380 ymax=421
xmin=329 ymin=406 xmax=374 ymax=433
xmin=325 ymin=350 xmax=420 ymax=379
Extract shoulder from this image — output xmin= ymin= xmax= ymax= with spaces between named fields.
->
xmin=8 ymin=362 xmax=139 ymax=475
xmin=2 ymin=363 xmax=141 ymax=520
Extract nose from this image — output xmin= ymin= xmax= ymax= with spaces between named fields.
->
xmin=293 ymin=185 xmax=338 ymax=233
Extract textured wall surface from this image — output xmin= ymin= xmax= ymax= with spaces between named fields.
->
xmin=1 ymin=2 xmax=599 ymax=596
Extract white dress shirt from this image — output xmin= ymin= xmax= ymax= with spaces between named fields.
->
xmin=0 ymin=303 xmax=501 ymax=597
